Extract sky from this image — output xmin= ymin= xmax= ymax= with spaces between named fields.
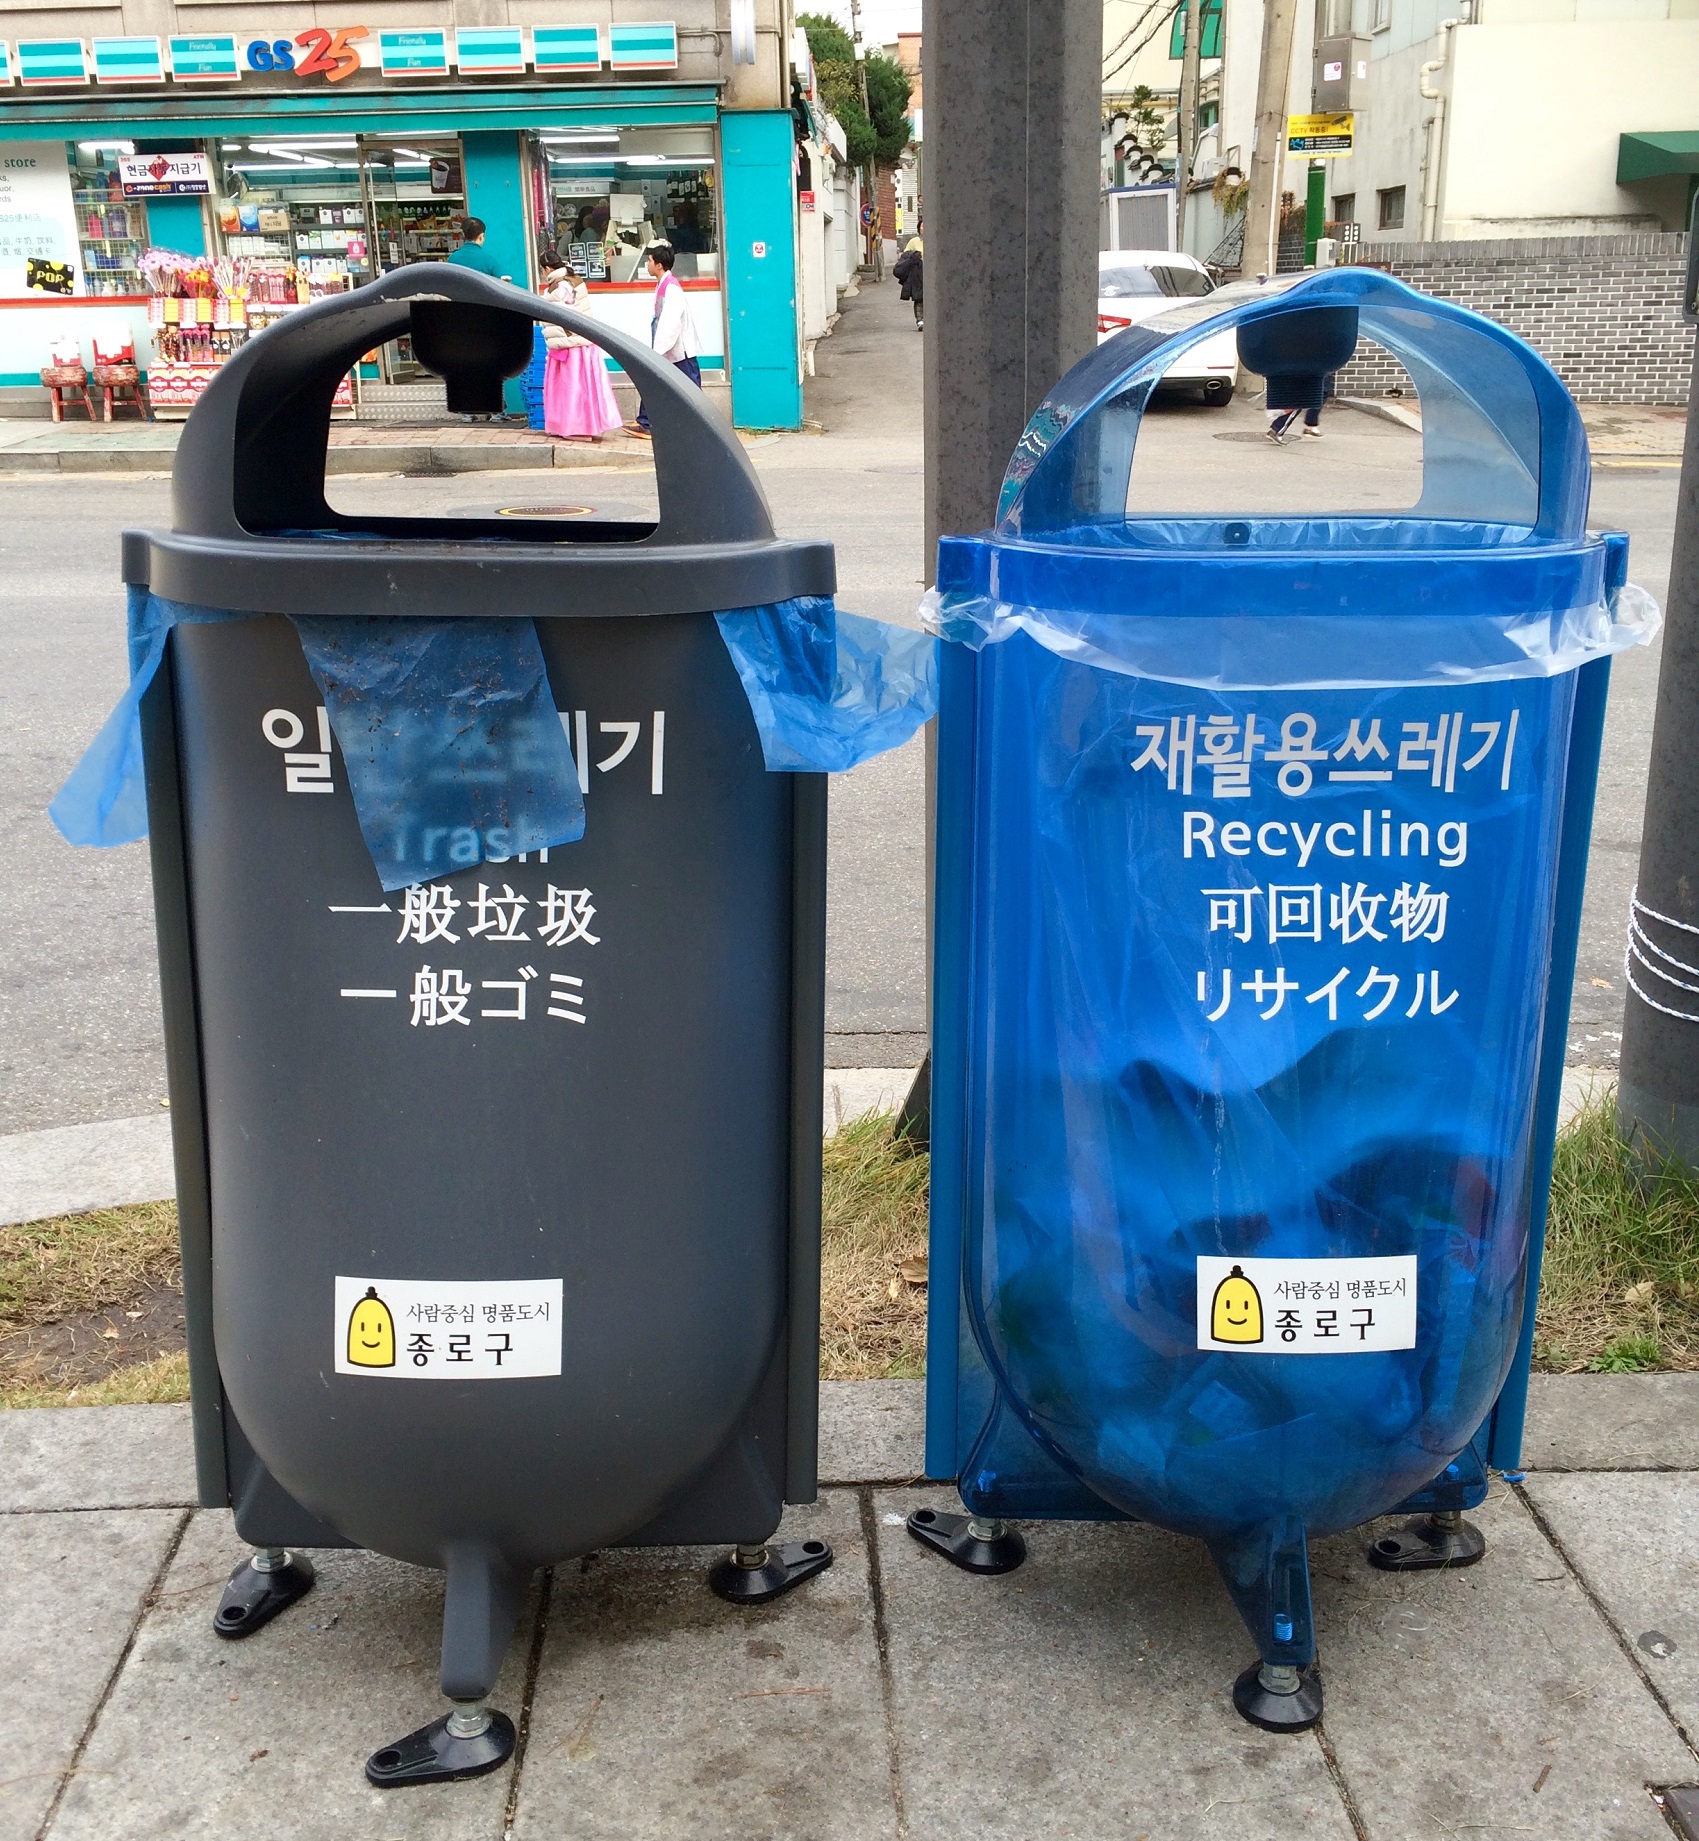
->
xmin=808 ymin=0 xmax=923 ymax=47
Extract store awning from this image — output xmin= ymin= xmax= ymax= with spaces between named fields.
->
xmin=1617 ymin=130 xmax=1699 ymax=184
xmin=0 ymin=82 xmax=719 ymax=141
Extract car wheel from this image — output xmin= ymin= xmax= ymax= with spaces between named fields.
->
xmin=1202 ymin=382 xmax=1234 ymax=408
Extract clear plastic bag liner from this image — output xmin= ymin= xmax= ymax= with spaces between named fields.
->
xmin=290 ymin=615 xmax=585 ymax=892
xmin=49 ymin=589 xmax=586 ymax=892
xmin=49 ymin=587 xmax=248 ymax=847
xmin=961 ymin=638 xmax=1577 ymax=1539
xmin=714 ymin=597 xmax=939 ymax=772
xmin=924 ymin=581 xmax=1658 ymax=690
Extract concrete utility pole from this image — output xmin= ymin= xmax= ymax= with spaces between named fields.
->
xmin=1616 ymin=277 xmax=1699 ymax=1166
xmin=1176 ymin=0 xmax=1204 ymax=253
xmin=899 ymin=0 xmax=1101 ymax=1139
xmin=1241 ymin=0 xmax=1299 ymax=277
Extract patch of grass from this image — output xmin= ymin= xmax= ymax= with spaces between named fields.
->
xmin=0 ymin=1348 xmax=191 ymax=1409
xmin=0 ymin=1200 xmax=180 ymax=1327
xmin=1536 ymin=1088 xmax=1699 ymax=1373
xmin=821 ymin=1112 xmax=929 ymax=1380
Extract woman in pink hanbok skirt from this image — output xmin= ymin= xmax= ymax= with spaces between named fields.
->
xmin=541 ymin=264 xmax=624 ymax=440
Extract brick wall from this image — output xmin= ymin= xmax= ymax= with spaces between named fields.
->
xmin=1331 ymin=233 xmax=1693 ymax=406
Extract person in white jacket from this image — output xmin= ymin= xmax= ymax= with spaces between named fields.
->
xmin=632 ymin=242 xmax=700 ymax=436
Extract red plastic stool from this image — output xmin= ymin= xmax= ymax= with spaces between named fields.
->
xmin=41 ymin=363 xmax=94 ymax=423
xmin=93 ymin=363 xmax=151 ymax=422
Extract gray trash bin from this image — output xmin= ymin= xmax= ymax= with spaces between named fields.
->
xmin=122 ymin=268 xmax=836 ymax=1784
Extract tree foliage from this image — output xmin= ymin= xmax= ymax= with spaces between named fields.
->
xmin=798 ymin=13 xmax=913 ymax=168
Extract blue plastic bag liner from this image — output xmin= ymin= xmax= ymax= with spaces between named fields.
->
xmin=923 ymin=570 xmax=1660 ymax=691
xmin=50 ymin=590 xmax=585 ymax=893
xmin=291 ymin=615 xmax=585 ymax=893
xmin=49 ymin=587 xmax=248 ymax=847
xmin=714 ymin=596 xmax=939 ymax=772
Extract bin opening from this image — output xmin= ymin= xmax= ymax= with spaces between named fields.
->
xmin=408 ymin=300 xmax=534 ymax=418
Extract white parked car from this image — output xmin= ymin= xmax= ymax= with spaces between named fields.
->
xmin=1096 ymin=249 xmax=1238 ymax=406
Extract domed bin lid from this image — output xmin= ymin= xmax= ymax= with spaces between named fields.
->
xmin=936 ymin=268 xmax=1608 ymax=634
xmin=124 ymin=265 xmax=834 ymax=619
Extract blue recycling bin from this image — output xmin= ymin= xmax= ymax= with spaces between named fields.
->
xmin=920 ymin=268 xmax=1659 ymax=1729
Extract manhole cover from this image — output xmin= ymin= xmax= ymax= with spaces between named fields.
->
xmin=496 ymin=504 xmax=594 ymax=518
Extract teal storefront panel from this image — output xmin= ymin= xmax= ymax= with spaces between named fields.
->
xmin=146 ymin=194 xmax=207 ymax=255
xmin=168 ymin=35 xmax=241 ymax=81
xmin=17 ymin=40 xmax=90 ymax=86
xmin=462 ymin=130 xmax=530 ymax=413
xmin=92 ymin=37 xmax=166 ymax=83
xmin=609 ymin=23 xmax=678 ymax=70
xmin=532 ymin=27 xmax=601 ymax=72
xmin=456 ymin=28 xmax=526 ymax=75
xmin=380 ymin=29 xmax=451 ymax=76
xmin=720 ymin=109 xmax=800 ymax=430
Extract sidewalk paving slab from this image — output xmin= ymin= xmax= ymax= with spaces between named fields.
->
xmin=874 ymin=1484 xmax=1358 ymax=1840
xmin=0 ymin=1508 xmax=184 ymax=1841
xmin=511 ymin=1493 xmax=895 ymax=1841
xmin=1522 ymin=1471 xmax=1699 ymax=1737
xmin=0 ymin=1112 xmax=175 ymax=1228
xmin=1522 ymin=1372 xmax=1699 ymax=1472
xmin=49 ymin=1508 xmax=537 ymax=1841
xmin=1312 ymin=1486 xmax=1695 ymax=1839
xmin=0 ymin=1405 xmax=196 ymax=1513
xmin=817 ymin=1378 xmax=924 ymax=1486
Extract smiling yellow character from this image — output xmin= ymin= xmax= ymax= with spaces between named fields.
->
xmin=1210 ymin=1265 xmax=1264 ymax=1344
xmin=346 ymin=1286 xmax=396 ymax=1368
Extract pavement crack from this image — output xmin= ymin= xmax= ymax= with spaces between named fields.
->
xmin=1313 ymin=1714 xmax=1372 ymax=1841
xmin=1512 ymin=1480 xmax=1699 ymax=1764
xmin=499 ymin=1565 xmax=556 ymax=1839
xmin=858 ymin=1487 xmax=910 ymax=1839
xmin=33 ymin=1505 xmax=191 ymax=1841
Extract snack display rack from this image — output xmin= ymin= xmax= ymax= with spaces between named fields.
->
xmin=141 ymin=250 xmax=356 ymax=420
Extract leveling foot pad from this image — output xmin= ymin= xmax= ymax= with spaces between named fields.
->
xmin=1232 ymin=1661 xmax=1324 ymax=1733
xmin=905 ymin=1508 xmax=1027 ymax=1575
xmin=365 ymin=1706 xmax=516 ymax=1788
xmin=213 ymin=1551 xmax=315 ymax=1639
xmin=1367 ymin=1512 xmax=1487 ymax=1572
xmin=709 ymin=1540 xmax=834 ymax=1605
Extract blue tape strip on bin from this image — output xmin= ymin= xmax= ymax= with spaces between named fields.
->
xmin=290 ymin=615 xmax=585 ymax=893
xmin=714 ymin=597 xmax=939 ymax=772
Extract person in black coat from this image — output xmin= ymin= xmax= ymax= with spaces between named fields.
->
xmin=892 ymin=227 xmax=923 ymax=331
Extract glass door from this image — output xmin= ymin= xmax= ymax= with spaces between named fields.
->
xmin=357 ymin=135 xmax=466 ymax=381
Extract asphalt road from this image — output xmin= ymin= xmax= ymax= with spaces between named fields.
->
xmin=0 ymin=279 xmax=1677 ymax=1133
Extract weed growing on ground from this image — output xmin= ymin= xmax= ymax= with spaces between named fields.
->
xmin=0 ymin=1200 xmax=180 ymax=1326
xmin=820 ymin=1113 xmax=929 ymax=1380
xmin=0 ymin=1348 xmax=190 ymax=1409
xmin=1537 ymin=1089 xmax=1699 ymax=1372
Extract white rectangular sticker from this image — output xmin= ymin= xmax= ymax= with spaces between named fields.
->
xmin=335 ymin=1276 xmax=563 ymax=1378
xmin=1196 ymin=1255 xmax=1417 ymax=1354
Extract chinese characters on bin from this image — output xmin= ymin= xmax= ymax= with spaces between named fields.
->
xmin=261 ymin=699 xmax=664 ymax=1034
xmin=1132 ymin=704 xmax=1522 ymax=1033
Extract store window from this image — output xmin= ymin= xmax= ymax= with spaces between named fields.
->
xmin=538 ymin=128 xmax=718 ymax=282
xmin=1377 ymin=185 xmax=1406 ymax=231
xmin=1333 ymin=193 xmax=1356 ymax=223
xmin=69 ymin=142 xmax=148 ymax=295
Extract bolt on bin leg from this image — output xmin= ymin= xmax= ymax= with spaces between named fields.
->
xmin=366 ymin=1544 xmax=524 ymax=1789
xmin=1367 ymin=1507 xmax=1487 ymax=1573
xmin=904 ymin=1507 xmax=1027 ymax=1574
xmin=1210 ymin=1517 xmax=1323 ymax=1733
xmin=213 ymin=1546 xmax=315 ymax=1638
xmin=708 ymin=1537 xmax=835 ymax=1605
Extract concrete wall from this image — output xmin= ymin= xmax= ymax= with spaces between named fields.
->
xmin=1335 ymin=232 xmax=1694 ymax=404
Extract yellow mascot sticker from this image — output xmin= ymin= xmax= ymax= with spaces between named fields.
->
xmin=1209 ymin=1265 xmax=1264 ymax=1344
xmin=345 ymin=1286 xmax=396 ymax=1368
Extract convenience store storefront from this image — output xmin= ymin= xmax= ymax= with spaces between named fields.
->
xmin=0 ymin=38 xmax=802 ymax=426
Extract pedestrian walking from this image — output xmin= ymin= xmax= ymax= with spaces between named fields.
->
xmin=630 ymin=243 xmax=701 ymax=437
xmin=539 ymin=263 xmax=624 ymax=442
xmin=893 ymin=224 xmax=924 ymax=331
xmin=1265 ymin=372 xmax=1329 ymax=443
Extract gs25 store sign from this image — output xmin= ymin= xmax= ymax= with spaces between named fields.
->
xmin=246 ymin=25 xmax=370 ymax=82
